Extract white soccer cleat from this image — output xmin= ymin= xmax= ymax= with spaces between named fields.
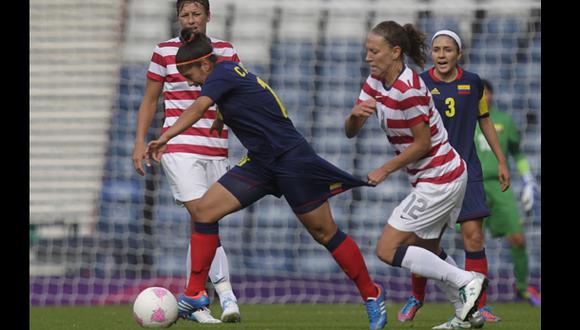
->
xmin=432 ymin=316 xmax=473 ymax=329
xmin=220 ymin=298 xmax=241 ymax=323
xmin=469 ymin=310 xmax=484 ymax=328
xmin=189 ymin=307 xmax=222 ymax=323
xmin=459 ymin=272 xmax=488 ymax=322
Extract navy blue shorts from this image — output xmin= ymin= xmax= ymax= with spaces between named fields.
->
xmin=457 ymin=180 xmax=491 ymax=222
xmin=218 ymin=141 xmax=370 ymax=214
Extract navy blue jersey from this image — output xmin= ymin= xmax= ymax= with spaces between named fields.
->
xmin=201 ymin=61 xmax=305 ymax=164
xmin=420 ymin=67 xmax=489 ymax=182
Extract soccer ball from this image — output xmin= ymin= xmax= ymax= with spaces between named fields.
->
xmin=133 ymin=287 xmax=179 ymax=328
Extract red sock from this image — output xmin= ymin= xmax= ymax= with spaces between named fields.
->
xmin=411 ymin=273 xmax=427 ymax=301
xmin=185 ymin=231 xmax=218 ymax=296
xmin=330 ymin=235 xmax=377 ymax=300
xmin=465 ymin=249 xmax=488 ymax=308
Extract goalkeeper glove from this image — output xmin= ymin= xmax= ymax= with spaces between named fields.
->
xmin=521 ymin=173 xmax=539 ymax=212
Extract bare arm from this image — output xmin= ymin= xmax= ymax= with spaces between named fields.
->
xmin=132 ymin=79 xmax=163 ymax=176
xmin=146 ymin=96 xmax=215 ymax=161
xmin=479 ymin=116 xmax=510 ymax=191
xmin=344 ymin=99 xmax=376 ymax=138
xmin=367 ymin=121 xmax=432 ymax=185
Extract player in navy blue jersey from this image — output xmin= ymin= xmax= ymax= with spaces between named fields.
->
xmin=146 ymin=30 xmax=388 ymax=330
xmin=398 ymin=29 xmax=510 ymax=327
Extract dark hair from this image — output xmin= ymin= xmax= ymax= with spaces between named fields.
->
xmin=176 ymin=0 xmax=210 ymax=15
xmin=371 ymin=21 xmax=428 ymax=68
xmin=175 ymin=29 xmax=216 ymax=72
xmin=481 ymin=79 xmax=493 ymax=93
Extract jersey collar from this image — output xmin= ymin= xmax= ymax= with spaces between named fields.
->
xmin=377 ymin=64 xmax=407 ymax=91
xmin=428 ymin=65 xmax=464 ymax=82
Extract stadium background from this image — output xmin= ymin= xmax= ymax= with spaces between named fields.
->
xmin=30 ymin=0 xmax=541 ymax=306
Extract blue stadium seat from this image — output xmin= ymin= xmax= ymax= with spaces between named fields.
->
xmin=529 ymin=38 xmax=541 ymax=63
xmin=514 ymin=63 xmax=540 ymax=80
xmin=481 ymin=17 xmax=521 ymax=34
xmin=100 ymin=179 xmax=143 ymax=204
xmin=322 ymin=40 xmax=364 ymax=63
xmin=271 ymin=41 xmax=317 ymax=63
xmin=270 ymin=63 xmax=316 ymax=90
xmin=418 ymin=17 xmax=460 ymax=38
xmin=315 ymin=89 xmax=361 ymax=110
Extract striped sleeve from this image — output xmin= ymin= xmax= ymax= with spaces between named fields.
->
xmin=147 ymin=45 xmax=167 ymax=82
xmin=356 ymin=75 xmax=378 ymax=105
xmin=212 ymin=40 xmax=241 ymax=63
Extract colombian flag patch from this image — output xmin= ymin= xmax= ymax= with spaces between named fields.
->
xmin=457 ymin=84 xmax=471 ymax=95
xmin=330 ymin=182 xmax=343 ymax=195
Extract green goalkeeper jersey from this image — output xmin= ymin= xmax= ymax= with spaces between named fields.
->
xmin=474 ymin=108 xmax=527 ymax=180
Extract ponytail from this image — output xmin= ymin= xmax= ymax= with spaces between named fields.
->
xmin=402 ymin=24 xmax=427 ymax=69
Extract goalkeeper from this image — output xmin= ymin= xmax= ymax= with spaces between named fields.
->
xmin=474 ymin=79 xmax=541 ymax=306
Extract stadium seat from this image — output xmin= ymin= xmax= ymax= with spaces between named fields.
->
xmin=417 ymin=17 xmax=461 ymax=37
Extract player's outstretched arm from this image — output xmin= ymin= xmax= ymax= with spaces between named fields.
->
xmin=479 ymin=116 xmax=510 ymax=191
xmin=146 ymin=96 xmax=214 ymax=162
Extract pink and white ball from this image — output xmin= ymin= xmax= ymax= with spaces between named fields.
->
xmin=133 ymin=287 xmax=178 ymax=328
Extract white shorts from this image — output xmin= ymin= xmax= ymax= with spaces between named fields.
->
xmin=160 ymin=153 xmax=229 ymax=204
xmin=388 ymin=170 xmax=467 ymax=239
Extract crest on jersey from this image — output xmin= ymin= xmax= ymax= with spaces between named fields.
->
xmin=457 ymin=84 xmax=471 ymax=95
xmin=431 ymin=88 xmax=440 ymax=95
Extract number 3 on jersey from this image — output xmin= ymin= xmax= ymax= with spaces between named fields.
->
xmin=445 ymin=97 xmax=456 ymax=117
xmin=234 ymin=65 xmax=288 ymax=118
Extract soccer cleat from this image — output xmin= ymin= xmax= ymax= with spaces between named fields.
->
xmin=220 ymin=297 xmax=241 ymax=323
xmin=185 ymin=306 xmax=222 ymax=323
xmin=365 ymin=283 xmax=387 ymax=330
xmin=432 ymin=310 xmax=484 ymax=329
xmin=458 ymin=272 xmax=488 ymax=322
xmin=469 ymin=310 xmax=485 ymax=328
xmin=524 ymin=286 xmax=541 ymax=307
xmin=432 ymin=316 xmax=473 ymax=329
xmin=398 ymin=296 xmax=423 ymax=322
xmin=479 ymin=306 xmax=501 ymax=322
xmin=178 ymin=291 xmax=221 ymax=323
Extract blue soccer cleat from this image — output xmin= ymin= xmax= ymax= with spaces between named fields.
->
xmin=479 ymin=305 xmax=501 ymax=322
xmin=398 ymin=295 xmax=423 ymax=322
xmin=177 ymin=291 xmax=210 ymax=319
xmin=365 ymin=283 xmax=387 ymax=330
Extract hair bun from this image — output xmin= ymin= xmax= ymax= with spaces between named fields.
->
xmin=180 ymin=27 xmax=195 ymax=43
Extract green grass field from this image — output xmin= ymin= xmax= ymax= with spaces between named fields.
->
xmin=30 ymin=302 xmax=540 ymax=330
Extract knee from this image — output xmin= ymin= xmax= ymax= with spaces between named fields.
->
xmin=462 ymin=229 xmax=485 ymax=250
xmin=375 ymin=242 xmax=395 ymax=265
xmin=188 ymin=201 xmax=213 ymax=223
xmin=310 ymin=227 xmax=334 ymax=245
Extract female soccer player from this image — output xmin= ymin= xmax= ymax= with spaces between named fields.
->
xmin=476 ymin=79 xmax=540 ymax=306
xmin=345 ymin=21 xmax=487 ymax=329
xmin=398 ymin=29 xmax=510 ymax=326
xmin=146 ymin=30 xmax=388 ymax=330
xmin=131 ymin=0 xmax=240 ymax=323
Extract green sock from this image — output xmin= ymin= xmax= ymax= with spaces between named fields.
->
xmin=510 ymin=245 xmax=529 ymax=294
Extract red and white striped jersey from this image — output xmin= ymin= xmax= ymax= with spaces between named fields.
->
xmin=147 ymin=36 xmax=240 ymax=159
xmin=357 ymin=66 xmax=465 ymax=186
